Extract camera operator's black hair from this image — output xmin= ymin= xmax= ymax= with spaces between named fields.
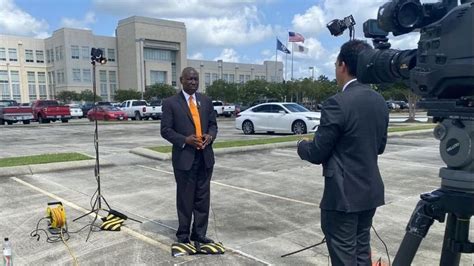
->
xmin=337 ymin=39 xmax=372 ymax=77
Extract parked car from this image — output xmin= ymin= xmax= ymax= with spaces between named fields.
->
xmin=87 ymin=106 xmax=128 ymax=121
xmin=31 ymin=100 xmax=71 ymax=123
xmin=235 ymin=102 xmax=320 ymax=134
xmin=0 ymin=100 xmax=34 ymax=125
xmin=386 ymin=100 xmax=400 ymax=110
xmin=66 ymin=104 xmax=83 ymax=119
xmin=119 ymin=100 xmax=161 ymax=120
xmin=80 ymin=102 xmax=95 ymax=118
xmin=212 ymin=101 xmax=235 ymax=117
xmin=393 ymin=100 xmax=409 ymax=109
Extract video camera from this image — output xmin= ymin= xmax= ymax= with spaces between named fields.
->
xmin=356 ymin=0 xmax=474 ymax=102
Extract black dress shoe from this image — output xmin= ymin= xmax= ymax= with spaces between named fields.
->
xmin=177 ymin=238 xmax=190 ymax=243
xmin=190 ymin=236 xmax=214 ymax=244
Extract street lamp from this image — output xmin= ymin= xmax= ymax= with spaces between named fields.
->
xmin=309 ymin=66 xmax=314 ymax=79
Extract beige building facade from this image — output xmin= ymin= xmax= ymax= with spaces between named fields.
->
xmin=0 ymin=16 xmax=283 ymax=103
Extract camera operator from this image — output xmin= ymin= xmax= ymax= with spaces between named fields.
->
xmin=297 ymin=39 xmax=389 ymax=265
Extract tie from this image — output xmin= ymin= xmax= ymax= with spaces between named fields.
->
xmin=188 ymin=95 xmax=202 ymax=138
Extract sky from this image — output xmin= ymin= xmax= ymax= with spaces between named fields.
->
xmin=0 ymin=0 xmax=424 ymax=80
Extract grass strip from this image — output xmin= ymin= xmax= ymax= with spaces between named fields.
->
xmin=0 ymin=152 xmax=92 ymax=168
xmin=149 ymin=124 xmax=435 ymax=153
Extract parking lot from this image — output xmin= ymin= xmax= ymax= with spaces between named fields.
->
xmin=1 ymin=118 xmax=472 ymax=265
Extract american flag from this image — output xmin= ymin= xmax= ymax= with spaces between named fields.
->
xmin=288 ymin=31 xmax=305 ymax=42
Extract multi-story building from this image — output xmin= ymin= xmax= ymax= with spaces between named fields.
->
xmin=0 ymin=16 xmax=283 ymax=103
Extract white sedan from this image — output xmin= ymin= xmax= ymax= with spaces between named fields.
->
xmin=235 ymin=102 xmax=320 ymax=134
xmin=67 ymin=104 xmax=83 ymax=119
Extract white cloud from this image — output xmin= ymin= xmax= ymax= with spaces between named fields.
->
xmin=214 ymin=48 xmax=240 ymax=62
xmin=183 ymin=6 xmax=273 ymax=46
xmin=389 ymin=32 xmax=419 ymax=50
xmin=93 ymin=0 xmax=274 ymax=47
xmin=0 ymin=0 xmax=49 ymax=37
xmin=60 ymin=12 xmax=96 ymax=29
xmin=189 ymin=52 xmax=204 ymax=60
xmin=292 ymin=6 xmax=326 ymax=35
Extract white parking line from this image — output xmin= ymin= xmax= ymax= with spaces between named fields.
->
xmin=137 ymin=165 xmax=318 ymax=207
xmin=10 ymin=176 xmax=177 ymax=255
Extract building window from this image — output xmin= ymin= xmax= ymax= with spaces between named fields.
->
xmin=71 ymin=45 xmax=80 ymax=59
xmin=38 ymin=72 xmax=47 ymax=99
xmin=56 ymin=70 xmax=65 ymax=84
xmin=109 ymin=71 xmax=117 ymax=98
xmin=223 ymin=74 xmax=228 ymax=82
xmin=239 ymin=74 xmax=244 ymax=84
xmin=59 ymin=46 xmax=64 ymax=60
xmin=28 ymin=71 xmax=37 ymax=101
xmin=229 ymin=74 xmax=234 ymax=83
xmin=25 ymin=49 xmax=34 ymax=62
xmin=82 ymin=46 xmax=89 ymax=60
xmin=82 ymin=69 xmax=91 ymax=83
xmin=205 ymin=73 xmax=211 ymax=87
xmin=72 ymin=68 xmax=81 ymax=82
xmin=245 ymin=75 xmax=250 ymax=82
xmin=107 ymin=49 xmax=115 ymax=62
xmin=36 ymin=50 xmax=44 ymax=63
xmin=150 ymin=71 xmax=166 ymax=85
xmin=211 ymin=73 xmax=218 ymax=83
xmin=261 ymin=75 xmax=266 ymax=80
xmin=11 ymin=71 xmax=20 ymax=101
xmin=0 ymin=70 xmax=9 ymax=99
xmin=144 ymin=48 xmax=176 ymax=62
xmin=8 ymin=48 xmax=17 ymax=61
xmin=46 ymin=50 xmax=50 ymax=63
xmin=0 ymin=48 xmax=6 ymax=61
xmin=48 ymin=71 xmax=56 ymax=99
xmin=99 ymin=70 xmax=108 ymax=98
xmin=49 ymin=48 xmax=54 ymax=63
xmin=55 ymin=47 xmax=60 ymax=61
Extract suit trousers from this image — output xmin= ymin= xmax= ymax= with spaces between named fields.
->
xmin=173 ymin=151 xmax=213 ymax=241
xmin=321 ymin=208 xmax=376 ymax=266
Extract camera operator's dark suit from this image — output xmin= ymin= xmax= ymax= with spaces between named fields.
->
xmin=298 ymin=81 xmax=389 ymax=265
xmin=160 ymin=91 xmax=217 ymax=242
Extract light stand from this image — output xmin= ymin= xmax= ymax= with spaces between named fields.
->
xmin=73 ymin=48 xmax=140 ymax=241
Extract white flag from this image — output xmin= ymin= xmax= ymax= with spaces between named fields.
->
xmin=293 ymin=43 xmax=308 ymax=54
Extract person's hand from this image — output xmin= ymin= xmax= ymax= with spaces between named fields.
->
xmin=185 ymin=134 xmax=203 ymax=149
xmin=201 ymin=134 xmax=213 ymax=149
xmin=297 ymin=137 xmax=311 ymax=147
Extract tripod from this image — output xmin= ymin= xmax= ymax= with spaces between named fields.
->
xmin=393 ymin=106 xmax=474 ymax=265
xmin=73 ymin=49 xmax=140 ymax=241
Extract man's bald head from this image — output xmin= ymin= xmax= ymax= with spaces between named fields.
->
xmin=180 ymin=67 xmax=199 ymax=95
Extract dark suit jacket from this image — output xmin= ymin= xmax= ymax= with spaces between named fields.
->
xmin=160 ymin=91 xmax=218 ymax=171
xmin=297 ymin=81 xmax=389 ymax=212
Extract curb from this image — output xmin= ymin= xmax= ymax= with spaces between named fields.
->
xmin=0 ymin=160 xmax=114 ymax=178
xmin=132 ymin=128 xmax=435 ymax=161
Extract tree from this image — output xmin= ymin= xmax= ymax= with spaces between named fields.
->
xmin=57 ymin=91 xmax=80 ymax=103
xmin=79 ymin=89 xmax=101 ymax=102
xmin=144 ymin=83 xmax=176 ymax=101
xmin=205 ymin=80 xmax=239 ymax=103
xmin=378 ymin=82 xmax=420 ymax=121
xmin=114 ymin=89 xmax=142 ymax=102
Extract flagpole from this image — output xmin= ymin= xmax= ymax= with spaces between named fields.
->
xmin=285 ymin=40 xmax=288 ymax=81
xmin=275 ymin=38 xmax=278 ymax=82
xmin=291 ymin=42 xmax=294 ymax=80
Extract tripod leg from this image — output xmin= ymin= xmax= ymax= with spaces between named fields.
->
xmin=393 ymin=200 xmax=435 ymax=266
xmin=440 ymin=213 xmax=464 ymax=266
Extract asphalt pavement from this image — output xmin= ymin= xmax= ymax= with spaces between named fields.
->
xmin=1 ymin=117 xmax=472 ymax=265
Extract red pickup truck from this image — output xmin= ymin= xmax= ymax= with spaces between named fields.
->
xmin=31 ymin=100 xmax=71 ymax=123
xmin=0 ymin=100 xmax=34 ymax=125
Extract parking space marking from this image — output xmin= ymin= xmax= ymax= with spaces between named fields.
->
xmin=137 ymin=165 xmax=318 ymax=207
xmin=12 ymin=175 xmax=271 ymax=265
xmin=10 ymin=176 xmax=177 ymax=255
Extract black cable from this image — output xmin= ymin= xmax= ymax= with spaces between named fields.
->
xmin=372 ymin=225 xmax=391 ymax=266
